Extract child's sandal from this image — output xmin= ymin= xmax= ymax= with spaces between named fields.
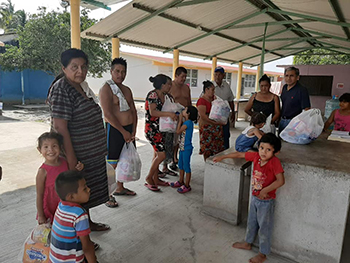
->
xmin=177 ymin=185 xmax=191 ymax=193
xmin=170 ymin=181 xmax=183 ymax=188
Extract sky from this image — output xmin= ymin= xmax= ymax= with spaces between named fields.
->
xmin=6 ymin=0 xmax=293 ymax=73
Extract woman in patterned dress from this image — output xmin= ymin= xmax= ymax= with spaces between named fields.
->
xmin=47 ymin=48 xmax=111 ymax=232
xmin=144 ymin=74 xmax=178 ymax=191
xmin=196 ymin=81 xmax=225 ymax=160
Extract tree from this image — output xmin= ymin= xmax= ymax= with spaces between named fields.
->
xmin=294 ymin=48 xmax=350 ymax=65
xmin=0 ymin=0 xmax=26 ymax=33
xmin=0 ymin=8 xmax=111 ymax=77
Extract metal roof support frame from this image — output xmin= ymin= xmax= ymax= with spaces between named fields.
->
xmin=329 ymin=0 xmax=350 ymax=39
xmin=173 ymin=0 xmax=219 ymax=8
xmin=259 ymin=23 xmax=268 ymax=77
xmin=163 ymin=9 xmax=268 ymax=53
xmin=291 ymin=28 xmax=350 ymax=43
xmin=227 ymin=19 xmax=314 ymax=29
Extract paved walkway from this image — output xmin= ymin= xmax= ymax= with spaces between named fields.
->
xmin=0 ymin=115 xmax=295 ymax=263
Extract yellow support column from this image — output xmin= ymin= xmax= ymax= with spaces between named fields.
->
xmin=70 ymin=0 xmax=81 ymax=49
xmin=173 ymin=49 xmax=179 ymax=79
xmin=255 ymin=66 xmax=261 ymax=92
xmin=236 ymin=62 xmax=243 ymax=100
xmin=211 ymin=56 xmax=217 ymax=80
xmin=112 ymin=37 xmax=120 ymax=59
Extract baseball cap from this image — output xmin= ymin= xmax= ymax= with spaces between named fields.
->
xmin=214 ymin=66 xmax=225 ymax=74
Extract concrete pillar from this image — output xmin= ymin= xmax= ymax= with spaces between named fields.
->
xmin=112 ymin=37 xmax=120 ymax=59
xmin=255 ymin=66 xmax=261 ymax=92
xmin=236 ymin=62 xmax=243 ymax=100
xmin=211 ymin=56 xmax=217 ymax=81
xmin=70 ymin=0 xmax=81 ymax=49
xmin=172 ymin=49 xmax=179 ymax=79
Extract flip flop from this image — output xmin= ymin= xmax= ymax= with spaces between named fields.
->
xmin=164 ymin=169 xmax=177 ymax=176
xmin=105 ymin=195 xmax=119 ymax=208
xmin=90 ymin=222 xmax=111 ymax=232
xmin=157 ymin=180 xmax=170 ymax=187
xmin=144 ymin=183 xmax=160 ymax=191
xmin=113 ymin=188 xmax=136 ymax=196
xmin=169 ymin=162 xmax=178 ymax=171
xmin=177 ymin=185 xmax=191 ymax=193
xmin=158 ymin=171 xmax=166 ymax=178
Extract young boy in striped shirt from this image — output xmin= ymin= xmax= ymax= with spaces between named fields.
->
xmin=50 ymin=171 xmax=97 ymax=263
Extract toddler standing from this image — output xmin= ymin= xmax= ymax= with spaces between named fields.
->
xmin=36 ymin=132 xmax=83 ymax=224
xmin=324 ymin=93 xmax=350 ymax=132
xmin=170 ymin=106 xmax=198 ymax=193
xmin=235 ymin=112 xmax=266 ymax=152
xmin=214 ymin=133 xmax=285 ymax=263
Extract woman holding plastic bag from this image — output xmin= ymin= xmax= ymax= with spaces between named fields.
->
xmin=144 ymin=74 xmax=178 ymax=191
xmin=280 ymin=108 xmax=324 ymax=144
xmin=196 ymin=81 xmax=225 ymax=160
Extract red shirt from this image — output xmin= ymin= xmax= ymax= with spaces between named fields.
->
xmin=196 ymin=98 xmax=212 ymax=114
xmin=245 ymin=152 xmax=284 ymax=199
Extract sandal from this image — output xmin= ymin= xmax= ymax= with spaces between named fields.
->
xmin=170 ymin=181 xmax=183 ymax=188
xmin=158 ymin=171 xmax=166 ymax=178
xmin=90 ymin=222 xmax=111 ymax=232
xmin=105 ymin=195 xmax=119 ymax=208
xmin=144 ymin=183 xmax=160 ymax=191
xmin=93 ymin=242 xmax=100 ymax=251
xmin=113 ymin=188 xmax=136 ymax=196
xmin=169 ymin=162 xmax=178 ymax=171
xmin=177 ymin=185 xmax=191 ymax=193
xmin=157 ymin=179 xmax=170 ymax=186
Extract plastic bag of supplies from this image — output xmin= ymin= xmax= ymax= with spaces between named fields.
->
xmin=209 ymin=96 xmax=231 ymax=124
xmin=21 ymin=223 xmax=51 ymax=263
xmin=159 ymin=96 xmax=184 ymax=132
xmin=280 ymin=109 xmax=324 ymax=144
xmin=116 ymin=142 xmax=142 ymax=182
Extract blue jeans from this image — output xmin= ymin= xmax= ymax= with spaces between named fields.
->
xmin=278 ymin=118 xmax=291 ymax=134
xmin=178 ymin=149 xmax=193 ymax=173
xmin=245 ymin=196 xmax=275 ymax=255
xmin=223 ymin=120 xmax=230 ymax=150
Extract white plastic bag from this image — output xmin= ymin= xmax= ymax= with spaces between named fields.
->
xmin=209 ymin=96 xmax=231 ymax=124
xmin=159 ymin=96 xmax=184 ymax=132
xmin=280 ymin=109 xmax=324 ymax=144
xmin=116 ymin=142 xmax=142 ymax=182
xmin=21 ymin=224 xmax=51 ymax=263
xmin=260 ymin=114 xmax=272 ymax=134
xmin=107 ymin=162 xmax=117 ymax=195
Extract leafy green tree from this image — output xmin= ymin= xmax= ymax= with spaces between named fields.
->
xmin=294 ymin=48 xmax=350 ymax=65
xmin=0 ymin=0 xmax=26 ymax=33
xmin=0 ymin=8 xmax=111 ymax=77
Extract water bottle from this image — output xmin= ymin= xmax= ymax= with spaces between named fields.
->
xmin=324 ymin=95 xmax=340 ymax=120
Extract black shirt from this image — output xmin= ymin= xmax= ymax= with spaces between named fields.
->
xmin=280 ymin=81 xmax=311 ymax=119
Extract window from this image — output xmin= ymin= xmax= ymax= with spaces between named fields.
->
xmin=243 ymin=74 xmax=256 ymax=88
xmin=299 ymin=75 xmax=333 ymax=96
xmin=185 ymin=69 xmax=198 ymax=87
xmin=224 ymin=72 xmax=232 ymax=86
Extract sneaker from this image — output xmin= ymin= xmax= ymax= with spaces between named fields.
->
xmin=177 ymin=185 xmax=191 ymax=193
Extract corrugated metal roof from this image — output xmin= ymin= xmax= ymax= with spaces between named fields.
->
xmin=81 ymin=0 xmax=350 ymax=66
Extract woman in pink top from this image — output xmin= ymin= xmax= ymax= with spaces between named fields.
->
xmin=324 ymin=93 xmax=350 ymax=132
xmin=36 ymin=132 xmax=84 ymax=224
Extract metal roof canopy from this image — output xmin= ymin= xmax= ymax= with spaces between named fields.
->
xmin=81 ymin=0 xmax=350 ymax=67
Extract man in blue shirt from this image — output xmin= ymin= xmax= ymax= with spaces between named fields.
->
xmin=279 ymin=67 xmax=311 ymax=133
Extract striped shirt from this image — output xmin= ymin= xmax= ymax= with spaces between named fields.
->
xmin=49 ymin=201 xmax=90 ymax=263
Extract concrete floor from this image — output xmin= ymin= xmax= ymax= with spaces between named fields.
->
xmin=0 ymin=113 xmax=297 ymax=263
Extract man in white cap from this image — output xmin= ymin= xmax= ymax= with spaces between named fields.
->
xmin=212 ymin=66 xmax=235 ymax=149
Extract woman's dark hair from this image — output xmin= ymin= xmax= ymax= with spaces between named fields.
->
xmin=149 ymin=74 xmax=171 ymax=90
xmin=47 ymin=49 xmax=89 ymax=100
xmin=55 ymin=171 xmax=85 ymax=201
xmin=259 ymin=74 xmax=271 ymax=85
xmin=250 ymin=112 xmax=266 ymax=126
xmin=258 ymin=132 xmax=282 ymax=153
xmin=37 ymin=132 xmax=63 ymax=150
xmin=202 ymin=80 xmax=214 ymax=93
xmin=339 ymin=93 xmax=350 ymax=103
xmin=187 ymin=105 xmax=198 ymax=123
xmin=111 ymin=57 xmax=127 ymax=70
xmin=61 ymin=48 xmax=89 ymax=68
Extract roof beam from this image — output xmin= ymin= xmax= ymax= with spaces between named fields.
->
xmin=163 ymin=9 xmax=267 ymax=53
xmin=204 ymin=28 xmax=290 ymax=59
xmin=266 ymin=7 xmax=350 ymax=29
xmin=173 ymin=0 xmax=219 ymax=7
xmin=328 ymin=0 xmax=350 ymax=39
xmin=227 ymin=19 xmax=315 ymax=29
xmin=81 ymin=0 xmax=111 ymax=10
xmin=113 ymin=0 xmax=184 ymax=38
xmin=263 ymin=36 xmax=329 ymax=42
xmin=291 ymin=28 xmax=350 ymax=43
xmin=245 ymin=0 xmax=318 ymax=47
